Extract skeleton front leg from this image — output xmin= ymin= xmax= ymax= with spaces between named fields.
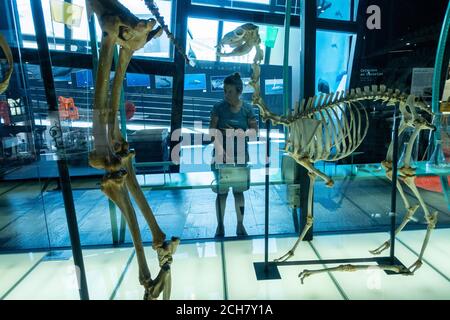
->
xmin=122 ymin=152 xmax=167 ymax=248
xmin=275 ymin=167 xmax=316 ymax=262
xmin=100 ymin=171 xmax=153 ymax=289
xmin=109 ymin=46 xmax=133 ymax=156
xmin=297 ymin=157 xmax=334 ymax=187
xmin=102 ymin=172 xmax=173 ymax=300
xmin=108 ymin=42 xmax=176 ymax=269
xmin=89 ymin=17 xmax=122 ymax=172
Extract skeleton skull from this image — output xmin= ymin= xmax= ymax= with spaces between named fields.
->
xmin=216 ymin=23 xmax=261 ymax=57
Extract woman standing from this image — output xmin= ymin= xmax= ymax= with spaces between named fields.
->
xmin=209 ymin=73 xmax=258 ymax=237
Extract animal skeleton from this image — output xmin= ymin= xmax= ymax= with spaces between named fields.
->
xmin=0 ymin=33 xmax=13 ymax=94
xmin=87 ymin=0 xmax=190 ymax=299
xmin=217 ymin=23 xmax=438 ymax=283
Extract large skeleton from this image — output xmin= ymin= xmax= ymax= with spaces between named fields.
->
xmin=217 ymin=24 xmax=438 ymax=283
xmin=87 ymin=0 xmax=190 ymax=299
xmin=0 ymin=33 xmax=13 ymax=94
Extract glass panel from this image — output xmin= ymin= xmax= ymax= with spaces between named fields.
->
xmin=177 ymin=19 xmax=297 ymax=240
xmin=441 ymin=65 xmax=450 ymax=165
xmin=316 ymin=30 xmax=355 ymax=95
xmin=16 ymin=0 xmax=173 ymax=58
xmin=187 ymin=18 xmax=219 ymax=62
xmin=118 ymin=0 xmax=173 ymax=59
xmin=0 ymin=32 xmax=51 ymax=250
xmin=192 ymin=0 xmax=302 ymax=15
xmin=317 ymin=0 xmax=353 ymax=21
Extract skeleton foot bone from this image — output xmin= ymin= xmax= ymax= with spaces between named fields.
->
xmin=298 ymin=264 xmax=408 ymax=284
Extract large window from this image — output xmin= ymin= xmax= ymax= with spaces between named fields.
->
xmin=119 ymin=0 xmax=173 ymax=58
xmin=317 ymin=0 xmax=360 ymax=21
xmin=192 ymin=0 xmax=273 ymax=13
xmin=316 ymin=30 xmax=355 ymax=95
xmin=187 ymin=18 xmax=219 ymax=62
xmin=17 ymin=0 xmax=173 ymax=58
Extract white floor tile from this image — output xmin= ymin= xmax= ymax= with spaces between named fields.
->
xmin=3 ymin=230 xmax=450 ymax=300
xmin=308 ymin=232 xmax=450 ymax=299
xmin=224 ymin=238 xmax=343 ymax=299
xmin=113 ymin=241 xmax=224 ymax=300
xmin=4 ymin=248 xmax=133 ymax=300
xmin=0 ymin=252 xmax=46 ymax=299
xmin=398 ymin=228 xmax=450 ymax=279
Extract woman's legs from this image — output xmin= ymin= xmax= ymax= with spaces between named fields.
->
xmin=215 ymin=192 xmax=228 ymax=237
xmin=233 ymin=191 xmax=248 ymax=236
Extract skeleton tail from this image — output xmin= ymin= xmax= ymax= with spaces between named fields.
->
xmin=143 ymin=0 xmax=192 ymax=66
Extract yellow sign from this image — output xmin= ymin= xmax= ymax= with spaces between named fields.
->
xmin=50 ymin=0 xmax=83 ymax=28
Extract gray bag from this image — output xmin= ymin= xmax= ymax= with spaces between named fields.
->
xmin=212 ymin=164 xmax=250 ymax=193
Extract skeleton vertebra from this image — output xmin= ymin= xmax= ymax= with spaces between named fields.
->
xmin=217 ymin=24 xmax=438 ymax=282
xmin=0 ymin=33 xmax=13 ymax=94
xmin=87 ymin=0 xmax=190 ymax=299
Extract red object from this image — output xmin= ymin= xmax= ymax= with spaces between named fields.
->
xmin=416 ymin=176 xmax=450 ymax=193
xmin=0 ymin=101 xmax=10 ymax=125
xmin=125 ymin=101 xmax=136 ymax=120
xmin=58 ymin=96 xmax=79 ymax=120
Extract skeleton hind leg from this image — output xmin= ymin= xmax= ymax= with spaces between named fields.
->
xmin=402 ymin=174 xmax=438 ymax=274
xmin=372 ymin=126 xmax=425 ymax=255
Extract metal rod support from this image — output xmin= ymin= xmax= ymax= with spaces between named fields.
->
xmin=389 ymin=105 xmax=400 ymax=262
xmin=264 ymin=120 xmax=271 ymax=270
xmin=31 ymin=0 xmax=89 ymax=300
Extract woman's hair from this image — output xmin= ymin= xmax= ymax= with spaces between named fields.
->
xmin=224 ymin=72 xmax=243 ymax=93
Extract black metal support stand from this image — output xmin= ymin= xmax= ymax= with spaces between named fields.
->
xmin=31 ymin=0 xmax=89 ymax=300
xmin=254 ymin=120 xmax=281 ymax=280
xmin=390 ymin=106 xmax=401 ymax=260
xmin=254 ymin=104 xmax=409 ymax=281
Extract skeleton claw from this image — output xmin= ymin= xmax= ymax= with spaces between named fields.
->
xmin=407 ymin=260 xmax=423 ymax=275
xmin=274 ymin=250 xmax=294 ymax=262
xmin=298 ymin=270 xmax=312 ymax=284
xmin=369 ymin=241 xmax=390 ymax=255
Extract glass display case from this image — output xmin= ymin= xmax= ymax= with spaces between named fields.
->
xmin=0 ymin=0 xmax=449 ymax=300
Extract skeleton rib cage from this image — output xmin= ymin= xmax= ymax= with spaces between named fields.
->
xmin=287 ymin=94 xmax=369 ymax=162
xmin=275 ymin=85 xmax=431 ymax=164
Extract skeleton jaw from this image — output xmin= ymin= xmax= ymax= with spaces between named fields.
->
xmin=216 ymin=42 xmax=253 ymax=57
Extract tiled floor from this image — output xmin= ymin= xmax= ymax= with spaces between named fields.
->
xmin=1 ymin=175 xmax=449 ymax=250
xmin=1 ymin=229 xmax=449 ymax=300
